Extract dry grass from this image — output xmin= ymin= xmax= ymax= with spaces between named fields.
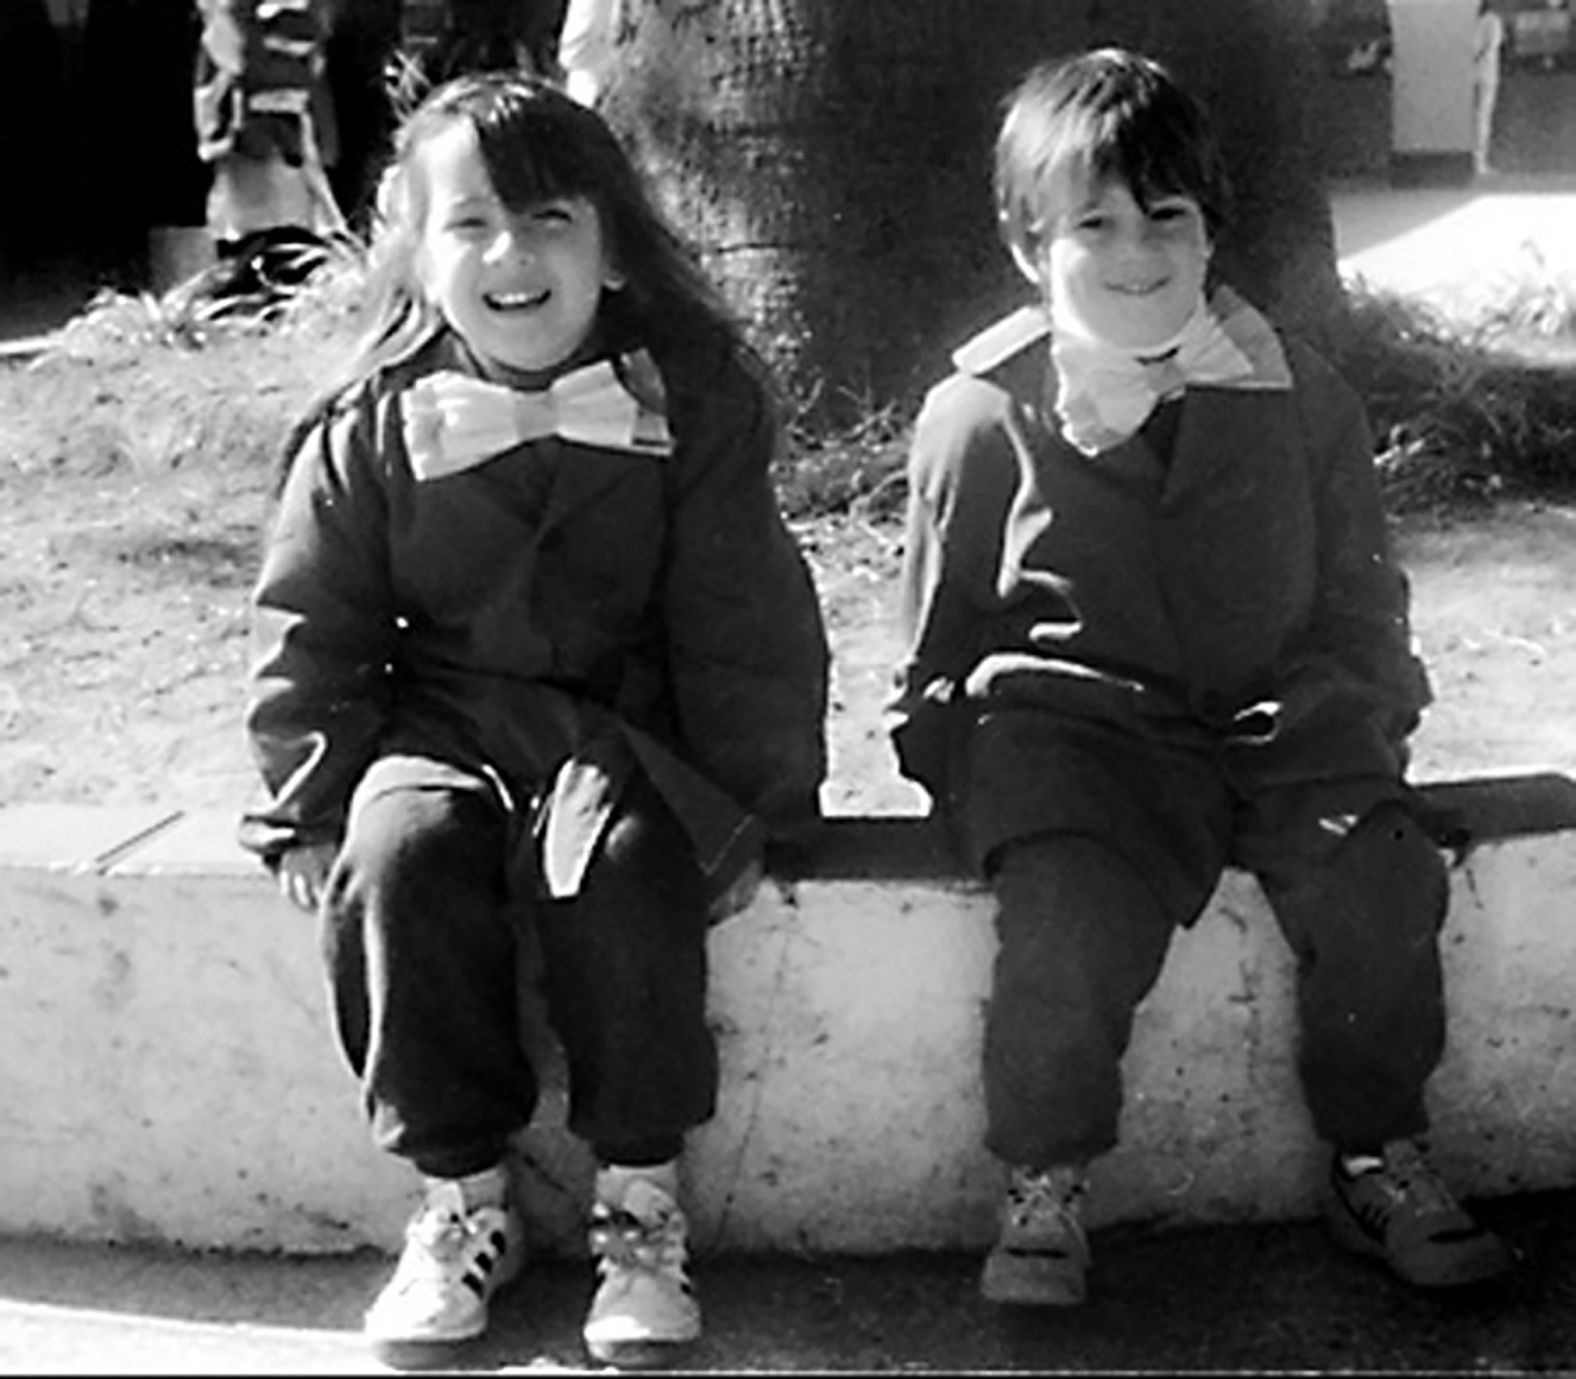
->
xmin=1335 ymin=285 xmax=1576 ymax=513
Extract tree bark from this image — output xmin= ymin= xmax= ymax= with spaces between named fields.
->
xmin=603 ymin=0 xmax=1345 ymax=427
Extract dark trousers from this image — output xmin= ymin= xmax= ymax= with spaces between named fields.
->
xmin=320 ymin=762 xmax=717 ymax=1180
xmin=982 ymin=788 xmax=1449 ymax=1170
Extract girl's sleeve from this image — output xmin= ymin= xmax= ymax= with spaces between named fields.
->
xmin=885 ymin=377 xmax=1016 ymax=804
xmin=238 ymin=394 xmax=397 ymax=862
xmin=659 ymin=356 xmax=830 ymax=837
xmin=1274 ymin=349 xmax=1433 ymax=772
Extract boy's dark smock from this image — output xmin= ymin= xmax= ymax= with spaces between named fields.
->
xmin=240 ymin=328 xmax=829 ymax=907
xmin=887 ymin=295 xmax=1432 ymax=914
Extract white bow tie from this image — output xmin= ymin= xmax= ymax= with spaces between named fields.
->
xmin=1050 ymin=298 xmax=1266 ymax=456
xmin=402 ymin=357 xmax=673 ymax=481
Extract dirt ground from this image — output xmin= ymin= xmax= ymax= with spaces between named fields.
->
xmin=3 ymin=363 xmax=1576 ymax=828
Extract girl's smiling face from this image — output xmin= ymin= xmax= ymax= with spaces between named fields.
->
xmin=1025 ymin=171 xmax=1212 ymax=352
xmin=414 ymin=120 xmax=623 ymax=379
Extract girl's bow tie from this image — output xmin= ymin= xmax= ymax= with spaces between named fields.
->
xmin=402 ymin=357 xmax=673 ymax=481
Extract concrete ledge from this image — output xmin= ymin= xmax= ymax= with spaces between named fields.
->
xmin=5 ymin=772 xmax=1576 ymax=1257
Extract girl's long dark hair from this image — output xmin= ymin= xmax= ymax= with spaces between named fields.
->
xmin=330 ymin=71 xmax=750 ymax=396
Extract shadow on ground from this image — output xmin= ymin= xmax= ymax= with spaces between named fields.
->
xmin=3 ymin=1189 xmax=1575 ymax=1372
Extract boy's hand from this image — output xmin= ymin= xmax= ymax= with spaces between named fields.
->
xmin=275 ymin=841 xmax=337 ymax=913
xmin=1228 ymin=699 xmax=1282 ymax=746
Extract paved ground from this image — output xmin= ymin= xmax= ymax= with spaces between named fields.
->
xmin=7 ymin=180 xmax=1576 ymax=1374
xmin=4 ymin=1187 xmax=1575 ymax=1374
xmin=1333 ymin=171 xmax=1576 ymax=324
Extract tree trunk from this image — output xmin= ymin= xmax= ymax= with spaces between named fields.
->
xmin=604 ymin=1 xmax=1344 ymax=428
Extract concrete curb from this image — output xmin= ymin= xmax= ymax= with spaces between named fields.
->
xmin=5 ymin=773 xmax=1576 ymax=1257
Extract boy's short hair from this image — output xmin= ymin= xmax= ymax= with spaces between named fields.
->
xmin=995 ymin=47 xmax=1233 ymax=260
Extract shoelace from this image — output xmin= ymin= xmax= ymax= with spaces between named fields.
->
xmin=589 ymin=1204 xmax=689 ymax=1278
xmin=1374 ymin=1144 xmax=1459 ymax=1218
xmin=403 ymin=1204 xmax=488 ymax=1275
xmin=1007 ymin=1170 xmax=1086 ymax=1229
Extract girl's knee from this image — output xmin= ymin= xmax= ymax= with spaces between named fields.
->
xmin=335 ymin=785 xmax=505 ymax=903
xmin=590 ymin=780 xmax=704 ymax=908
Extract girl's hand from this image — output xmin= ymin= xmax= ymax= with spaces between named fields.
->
xmin=275 ymin=842 xmax=338 ymax=913
xmin=709 ymin=856 xmax=765 ymax=922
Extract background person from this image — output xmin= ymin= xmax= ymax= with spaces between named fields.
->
xmin=558 ymin=0 xmax=618 ymax=106
xmin=1473 ymin=0 xmax=1506 ymax=176
xmin=193 ymin=0 xmax=346 ymax=305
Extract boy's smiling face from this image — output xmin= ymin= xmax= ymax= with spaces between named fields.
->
xmin=1019 ymin=170 xmax=1213 ymax=353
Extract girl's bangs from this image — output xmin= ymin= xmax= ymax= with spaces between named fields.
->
xmin=473 ymin=105 xmax=597 ymax=211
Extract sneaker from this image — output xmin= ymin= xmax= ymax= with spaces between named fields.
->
xmin=1326 ymin=1138 xmax=1515 ymax=1289
xmin=364 ymin=1177 xmax=526 ymax=1347
xmin=980 ymin=1164 xmax=1090 ymax=1306
xmin=582 ymin=1164 xmax=702 ymax=1367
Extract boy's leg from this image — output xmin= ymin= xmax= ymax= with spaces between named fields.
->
xmin=1252 ymin=794 xmax=1448 ymax=1151
xmin=536 ymin=771 xmax=714 ymax=1364
xmin=984 ymin=832 xmax=1176 ymax=1170
xmin=980 ymin=832 xmax=1182 ymax=1305
xmin=1253 ymin=790 xmax=1513 ymax=1287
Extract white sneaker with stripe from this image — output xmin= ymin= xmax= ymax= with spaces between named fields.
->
xmin=364 ymin=1176 xmax=525 ymax=1346
xmin=582 ymin=1163 xmax=702 ymax=1366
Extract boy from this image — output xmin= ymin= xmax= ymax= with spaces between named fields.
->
xmin=886 ymin=47 xmax=1514 ymax=1306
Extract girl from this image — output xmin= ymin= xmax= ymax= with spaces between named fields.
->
xmin=239 ymin=72 xmax=829 ymax=1365
xmin=887 ymin=48 xmax=1512 ymax=1308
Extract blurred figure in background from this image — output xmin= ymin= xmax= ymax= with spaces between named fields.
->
xmin=1 ymin=0 xmax=70 ymax=277
xmin=193 ymin=0 xmax=346 ymax=306
xmin=1473 ymin=0 xmax=1506 ymax=176
xmin=558 ymin=0 xmax=617 ymax=106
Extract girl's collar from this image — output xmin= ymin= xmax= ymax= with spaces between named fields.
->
xmin=416 ymin=326 xmax=669 ymax=420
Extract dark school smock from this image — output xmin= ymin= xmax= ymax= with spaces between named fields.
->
xmin=240 ymin=328 xmax=829 ymax=909
xmin=886 ymin=288 xmax=1431 ymax=881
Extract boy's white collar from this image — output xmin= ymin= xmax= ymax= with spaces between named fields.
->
xmin=1048 ymin=285 xmax=1292 ymax=456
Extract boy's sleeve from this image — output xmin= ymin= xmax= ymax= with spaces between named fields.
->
xmin=1269 ymin=349 xmax=1432 ymax=773
xmin=886 ymin=376 xmax=1016 ymax=804
xmin=658 ymin=355 xmax=830 ymax=838
xmin=238 ymin=394 xmax=397 ymax=863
